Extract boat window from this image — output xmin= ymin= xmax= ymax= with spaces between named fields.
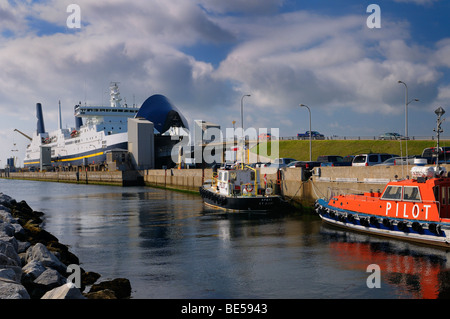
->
xmin=443 ymin=186 xmax=447 ymax=205
xmin=230 ymin=172 xmax=237 ymax=183
xmin=434 ymin=186 xmax=439 ymax=202
xmin=403 ymin=186 xmax=421 ymax=202
xmin=218 ymin=172 xmax=223 ymax=181
xmin=381 ymin=185 xmax=402 ymax=200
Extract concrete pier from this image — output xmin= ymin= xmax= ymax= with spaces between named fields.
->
xmin=4 ymin=164 xmax=449 ymax=207
xmin=3 ymin=170 xmax=143 ymax=186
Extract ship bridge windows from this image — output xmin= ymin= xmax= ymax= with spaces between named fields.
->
xmin=381 ymin=186 xmax=402 ymax=200
xmin=403 ymin=186 xmax=421 ymax=202
xmin=381 ymin=185 xmax=421 ymax=202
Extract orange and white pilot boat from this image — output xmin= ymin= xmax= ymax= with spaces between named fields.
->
xmin=315 ymin=165 xmax=450 ymax=247
xmin=315 ymin=107 xmax=450 ymax=247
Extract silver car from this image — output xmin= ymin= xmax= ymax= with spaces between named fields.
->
xmin=352 ymin=153 xmax=397 ymax=166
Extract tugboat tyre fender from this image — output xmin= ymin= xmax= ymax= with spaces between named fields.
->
xmin=412 ymin=221 xmax=422 ymax=232
xmin=397 ymin=221 xmax=408 ymax=232
xmin=429 ymin=223 xmax=441 ymax=235
xmin=370 ymin=216 xmax=379 ymax=225
xmin=359 ymin=217 xmax=368 ymax=227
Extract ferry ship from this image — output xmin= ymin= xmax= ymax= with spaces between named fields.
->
xmin=23 ymin=82 xmax=140 ymax=168
xmin=315 ymin=108 xmax=450 ymax=247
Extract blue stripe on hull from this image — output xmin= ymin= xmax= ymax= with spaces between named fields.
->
xmin=315 ymin=198 xmax=450 ymax=247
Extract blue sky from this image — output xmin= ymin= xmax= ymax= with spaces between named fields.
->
xmin=0 ymin=0 xmax=450 ymax=167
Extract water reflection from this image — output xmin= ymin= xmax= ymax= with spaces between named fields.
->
xmin=320 ymin=224 xmax=450 ymax=298
xmin=5 ymin=179 xmax=450 ymax=298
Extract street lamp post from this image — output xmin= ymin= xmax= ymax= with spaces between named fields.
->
xmin=300 ymin=104 xmax=312 ymax=161
xmin=434 ymin=107 xmax=445 ymax=173
xmin=240 ymin=94 xmax=251 ymax=168
xmin=398 ymin=81 xmax=419 ymax=174
xmin=398 ymin=80 xmax=419 ymax=139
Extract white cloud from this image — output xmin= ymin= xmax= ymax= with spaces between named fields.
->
xmin=0 ymin=0 xmax=449 ymax=166
xmin=433 ymin=38 xmax=450 ymax=68
xmin=214 ymin=10 xmax=442 ymax=118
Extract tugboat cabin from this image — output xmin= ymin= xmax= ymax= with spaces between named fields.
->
xmin=216 ymin=168 xmax=260 ymax=196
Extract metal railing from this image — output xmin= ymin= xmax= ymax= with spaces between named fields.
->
xmin=279 ymin=136 xmax=450 ymax=141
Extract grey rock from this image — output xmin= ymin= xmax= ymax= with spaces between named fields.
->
xmin=0 ymin=278 xmax=30 ymax=299
xmin=0 ymin=193 xmax=14 ymax=207
xmin=11 ymin=223 xmax=24 ymax=236
xmin=34 ymin=268 xmax=66 ymax=288
xmin=0 ymin=240 xmax=21 ymax=266
xmin=41 ymin=282 xmax=86 ymax=299
xmin=0 ymin=223 xmax=15 ymax=237
xmin=22 ymin=260 xmax=46 ymax=280
xmin=0 ymin=205 xmax=11 ymax=213
xmin=25 ymin=243 xmax=66 ymax=273
xmin=17 ymin=240 xmax=31 ymax=254
xmin=0 ymin=235 xmax=19 ymax=253
xmin=0 ymin=211 xmax=16 ymax=224
xmin=0 ymin=266 xmax=22 ymax=282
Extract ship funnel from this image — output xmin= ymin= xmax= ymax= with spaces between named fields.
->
xmin=36 ymin=103 xmax=45 ymax=134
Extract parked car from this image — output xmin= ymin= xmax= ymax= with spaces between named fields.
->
xmin=375 ymin=156 xmax=426 ymax=166
xmin=378 ymin=132 xmax=407 ymax=140
xmin=317 ymin=155 xmax=352 ymax=167
xmin=297 ymin=131 xmax=325 ymax=140
xmin=352 ymin=153 xmax=398 ymax=166
xmin=421 ymin=147 xmax=450 ymax=164
xmin=286 ymin=161 xmax=321 ymax=170
xmin=249 ymin=162 xmax=270 ymax=168
xmin=374 ymin=157 xmax=397 ymax=166
xmin=269 ymin=158 xmax=298 ymax=168
xmin=343 ymin=155 xmax=355 ymax=163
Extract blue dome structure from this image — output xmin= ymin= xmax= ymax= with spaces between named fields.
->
xmin=135 ymin=94 xmax=189 ymax=134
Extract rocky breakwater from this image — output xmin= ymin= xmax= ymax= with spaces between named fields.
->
xmin=0 ymin=192 xmax=132 ymax=299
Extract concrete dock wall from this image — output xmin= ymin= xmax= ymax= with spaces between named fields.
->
xmin=5 ymin=171 xmax=140 ymax=186
xmin=5 ymin=164 xmax=450 ymax=207
xmin=142 ymin=168 xmax=212 ymax=191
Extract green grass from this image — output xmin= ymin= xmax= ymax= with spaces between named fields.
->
xmin=253 ymin=139 xmax=444 ymax=161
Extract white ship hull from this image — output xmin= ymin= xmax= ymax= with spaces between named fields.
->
xmin=23 ymin=82 xmax=138 ymax=168
xmin=24 ymin=129 xmax=128 ymax=167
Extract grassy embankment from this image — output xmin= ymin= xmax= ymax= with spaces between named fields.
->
xmin=253 ymin=139 xmax=444 ymax=162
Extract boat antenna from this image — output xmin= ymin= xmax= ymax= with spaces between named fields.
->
xmin=434 ymin=107 xmax=445 ymax=175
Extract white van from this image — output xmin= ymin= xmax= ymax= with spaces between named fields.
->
xmin=352 ymin=153 xmax=397 ymax=166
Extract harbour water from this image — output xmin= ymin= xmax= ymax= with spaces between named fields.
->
xmin=2 ymin=178 xmax=450 ymax=299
